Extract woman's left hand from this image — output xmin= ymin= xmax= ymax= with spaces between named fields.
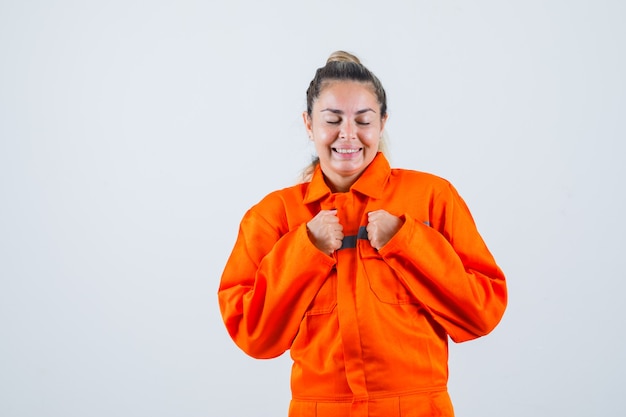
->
xmin=366 ymin=210 xmax=403 ymax=250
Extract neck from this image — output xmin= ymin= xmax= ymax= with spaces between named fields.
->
xmin=324 ymin=173 xmax=359 ymax=193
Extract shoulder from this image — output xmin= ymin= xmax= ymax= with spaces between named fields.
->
xmin=389 ymin=167 xmax=455 ymax=193
xmin=242 ymin=182 xmax=308 ymax=224
xmin=237 ymin=182 xmax=309 ymax=237
xmin=254 ymin=182 xmax=308 ymax=210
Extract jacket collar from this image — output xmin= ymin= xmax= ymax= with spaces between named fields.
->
xmin=303 ymin=152 xmax=390 ymax=204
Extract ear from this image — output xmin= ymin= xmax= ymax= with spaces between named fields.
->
xmin=380 ymin=113 xmax=389 ymax=133
xmin=302 ymin=111 xmax=313 ymax=140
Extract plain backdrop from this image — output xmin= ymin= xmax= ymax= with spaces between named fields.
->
xmin=1 ymin=1 xmax=624 ymax=416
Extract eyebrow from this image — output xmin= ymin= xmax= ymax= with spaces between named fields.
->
xmin=320 ymin=108 xmax=377 ymax=115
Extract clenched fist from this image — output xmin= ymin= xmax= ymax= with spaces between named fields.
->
xmin=366 ymin=210 xmax=403 ymax=250
xmin=307 ymin=210 xmax=344 ymax=255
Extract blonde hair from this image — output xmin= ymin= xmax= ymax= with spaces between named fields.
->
xmin=301 ymin=51 xmax=389 ymax=182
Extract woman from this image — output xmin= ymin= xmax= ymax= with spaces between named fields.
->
xmin=218 ymin=51 xmax=507 ymax=417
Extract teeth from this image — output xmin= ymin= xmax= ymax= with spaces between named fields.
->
xmin=335 ymin=148 xmax=360 ymax=154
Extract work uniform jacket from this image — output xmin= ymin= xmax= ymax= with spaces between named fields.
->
xmin=218 ymin=153 xmax=507 ymax=417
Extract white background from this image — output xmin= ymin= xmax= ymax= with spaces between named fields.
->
xmin=1 ymin=1 xmax=624 ymax=416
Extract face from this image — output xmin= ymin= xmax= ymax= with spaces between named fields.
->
xmin=303 ymin=81 xmax=387 ymax=192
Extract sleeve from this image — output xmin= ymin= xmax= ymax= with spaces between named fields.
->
xmin=378 ymin=183 xmax=507 ymax=343
xmin=218 ymin=206 xmax=336 ymax=359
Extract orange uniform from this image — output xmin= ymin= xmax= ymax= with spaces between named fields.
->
xmin=218 ymin=153 xmax=507 ymax=416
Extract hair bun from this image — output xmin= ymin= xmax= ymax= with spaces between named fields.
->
xmin=326 ymin=50 xmax=362 ymax=65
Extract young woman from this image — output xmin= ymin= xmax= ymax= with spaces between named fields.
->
xmin=218 ymin=51 xmax=507 ymax=417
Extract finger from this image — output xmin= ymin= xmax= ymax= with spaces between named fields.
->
xmin=367 ymin=228 xmax=379 ymax=249
xmin=328 ymin=224 xmax=342 ymax=235
xmin=325 ymin=213 xmax=340 ymax=224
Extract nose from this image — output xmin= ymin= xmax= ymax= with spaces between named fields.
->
xmin=339 ymin=120 xmax=356 ymax=139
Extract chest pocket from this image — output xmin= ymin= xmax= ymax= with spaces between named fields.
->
xmin=359 ymin=240 xmax=419 ymax=305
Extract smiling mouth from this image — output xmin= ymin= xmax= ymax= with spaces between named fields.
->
xmin=333 ymin=148 xmax=362 ymax=154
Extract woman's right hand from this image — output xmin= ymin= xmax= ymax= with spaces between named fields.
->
xmin=306 ymin=210 xmax=344 ymax=256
